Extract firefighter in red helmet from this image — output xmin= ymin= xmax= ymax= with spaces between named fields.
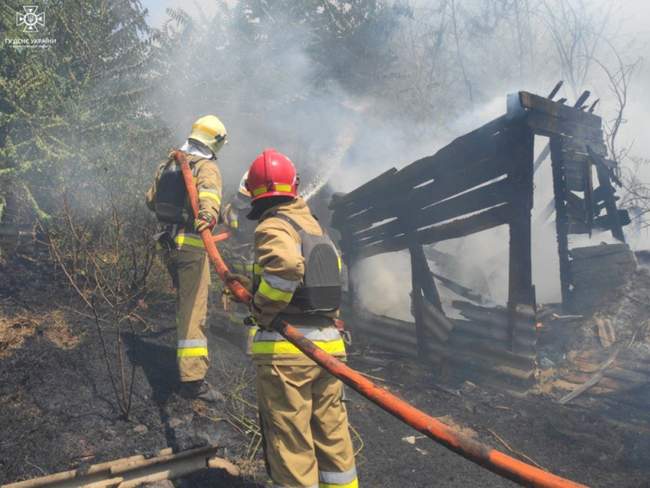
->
xmin=244 ymin=149 xmax=358 ymax=488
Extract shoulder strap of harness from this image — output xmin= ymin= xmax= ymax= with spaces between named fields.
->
xmin=265 ymin=211 xmax=302 ymax=232
xmin=263 ymin=210 xmax=322 ymax=236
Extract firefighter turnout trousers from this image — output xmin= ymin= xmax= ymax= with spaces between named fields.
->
xmin=256 ymin=362 xmax=357 ymax=488
xmin=165 ymin=247 xmax=211 ymax=382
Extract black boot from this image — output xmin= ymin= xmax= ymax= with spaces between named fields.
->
xmin=178 ymin=380 xmax=224 ymax=403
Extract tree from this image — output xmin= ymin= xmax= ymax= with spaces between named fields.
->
xmin=0 ymin=0 xmax=165 ymax=220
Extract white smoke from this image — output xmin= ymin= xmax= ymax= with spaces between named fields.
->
xmin=143 ymin=1 xmax=650 ymax=319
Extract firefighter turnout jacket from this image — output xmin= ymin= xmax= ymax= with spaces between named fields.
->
xmin=250 ymin=197 xmax=345 ymax=363
xmin=145 ymin=152 xmax=222 ymax=250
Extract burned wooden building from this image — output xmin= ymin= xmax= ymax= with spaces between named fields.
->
xmin=330 ymin=86 xmax=634 ymax=389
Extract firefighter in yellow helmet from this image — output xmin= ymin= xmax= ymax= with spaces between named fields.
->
xmin=145 ymin=115 xmax=226 ymax=401
xmin=244 ymin=149 xmax=358 ymax=488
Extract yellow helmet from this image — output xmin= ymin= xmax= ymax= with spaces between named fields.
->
xmin=238 ymin=170 xmax=251 ymax=198
xmin=188 ymin=115 xmax=227 ymax=155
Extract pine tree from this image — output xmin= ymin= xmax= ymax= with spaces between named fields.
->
xmin=0 ymin=0 xmax=166 ymax=221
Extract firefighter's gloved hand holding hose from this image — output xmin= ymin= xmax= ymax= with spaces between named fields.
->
xmin=173 ymin=147 xmax=589 ymax=488
xmin=194 ymin=210 xmax=217 ymax=233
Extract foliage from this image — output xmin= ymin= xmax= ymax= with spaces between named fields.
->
xmin=0 ymin=1 xmax=168 ymax=417
xmin=0 ymin=0 xmax=167 ymax=219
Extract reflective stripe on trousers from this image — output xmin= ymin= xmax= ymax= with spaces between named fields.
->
xmin=319 ymin=467 xmax=358 ymax=488
xmin=252 ymin=326 xmax=345 ymax=355
xmin=273 ymin=485 xmax=318 ymax=488
xmin=177 ymin=338 xmax=208 ymax=357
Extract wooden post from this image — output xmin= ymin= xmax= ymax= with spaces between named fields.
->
xmin=409 ymin=243 xmax=443 ymax=310
xmin=409 ymin=249 xmax=428 ymax=360
xmin=401 ymin=204 xmax=443 ymax=361
xmin=550 ymin=136 xmax=571 ymax=306
xmin=507 ymin=125 xmax=535 ymax=351
xmin=339 ymin=225 xmax=359 ymax=313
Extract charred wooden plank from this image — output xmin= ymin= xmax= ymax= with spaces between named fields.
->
xmin=410 ymin=203 xmax=511 ymax=246
xmin=451 ymin=301 xmax=537 ymax=335
xmin=355 ymin=204 xmax=511 ymax=259
xmin=506 ymin=125 xmax=535 ymax=350
xmin=343 ymin=154 xmax=511 ymax=233
xmin=354 ymin=177 xmax=513 ymax=245
xmin=330 ymin=167 xmax=397 ymax=209
xmin=451 ymin=319 xmax=536 ymax=349
xmin=524 ymin=111 xmax=602 ymax=139
xmin=569 ymin=243 xmax=630 ymax=259
xmin=408 ymin=237 xmax=434 ymax=360
xmin=560 ymin=137 xmax=606 ymax=156
xmin=568 ymin=244 xmax=636 ymax=311
xmin=565 ymin=191 xmax=587 ymax=223
xmin=445 ymin=334 xmax=536 ymax=369
xmin=567 ymin=220 xmax=590 ymax=235
xmin=421 ymin=296 xmax=454 ymax=344
xmin=547 ymin=81 xmax=563 ymax=100
xmin=565 ymin=172 xmax=585 ymax=192
xmin=394 ymin=116 xmax=509 ymax=184
xmin=573 ymin=90 xmax=590 ymax=108
xmin=588 ymin=146 xmax=625 ymax=242
xmin=429 ymin=343 xmax=537 ymax=385
xmin=332 ymin=116 xmax=511 ymax=220
xmin=518 ymin=91 xmax=601 ymax=128
xmin=550 ymin=136 xmax=572 ymax=305
xmin=432 ymin=272 xmax=486 ymax=304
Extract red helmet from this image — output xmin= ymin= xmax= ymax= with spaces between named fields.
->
xmin=246 ymin=148 xmax=298 ymax=202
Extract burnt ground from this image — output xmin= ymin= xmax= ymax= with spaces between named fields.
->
xmin=1 ymin=251 xmax=650 ymax=487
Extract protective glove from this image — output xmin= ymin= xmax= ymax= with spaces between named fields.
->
xmin=225 ymin=273 xmax=252 ymax=292
xmin=194 ymin=211 xmax=216 ymax=233
xmin=224 ymin=273 xmax=252 ymax=303
xmin=244 ymin=313 xmax=275 ymax=332
xmin=243 ymin=315 xmax=258 ymax=327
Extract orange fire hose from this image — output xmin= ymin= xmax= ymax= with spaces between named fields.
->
xmin=173 ymin=150 xmax=587 ymax=488
xmin=213 ymin=231 xmax=231 ymax=243
xmin=174 ymin=150 xmax=249 ymax=302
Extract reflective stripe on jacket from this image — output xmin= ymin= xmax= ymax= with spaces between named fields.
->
xmin=251 ymin=326 xmax=345 ymax=356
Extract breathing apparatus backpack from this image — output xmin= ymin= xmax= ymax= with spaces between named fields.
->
xmin=153 ymin=159 xmax=191 ymax=225
xmin=270 ymin=213 xmax=342 ymax=313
